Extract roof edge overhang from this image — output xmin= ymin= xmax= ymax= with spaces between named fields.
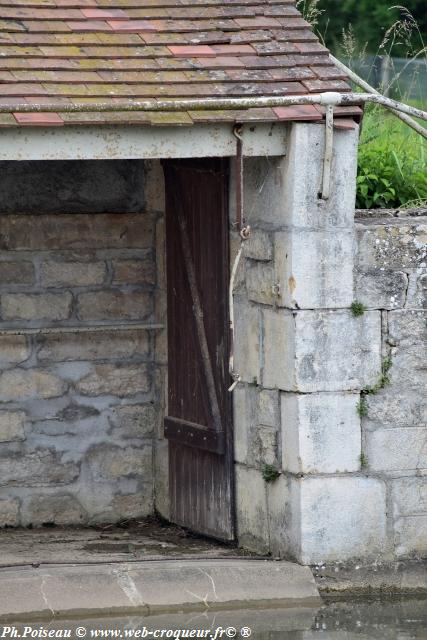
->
xmin=0 ymin=121 xmax=293 ymax=161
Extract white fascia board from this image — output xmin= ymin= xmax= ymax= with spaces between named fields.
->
xmin=0 ymin=122 xmax=288 ymax=161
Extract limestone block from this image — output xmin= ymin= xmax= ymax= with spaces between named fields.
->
xmin=391 ymin=477 xmax=427 ymax=518
xmin=77 ymin=290 xmax=152 ymax=322
xmin=0 ymin=369 xmax=66 ymax=401
xmin=154 ymin=438 xmax=169 ymax=519
xmin=281 ymin=393 xmax=361 ymax=474
xmin=266 ymin=475 xmax=295 ymax=559
xmin=239 ymin=156 xmax=287 ymax=229
xmin=0 ymin=411 xmax=25 ymax=443
xmin=280 ymin=124 xmax=359 ymax=230
xmin=40 ymin=261 xmax=106 ymax=288
xmin=294 ymin=310 xmax=381 ymax=392
xmin=86 ymin=444 xmax=152 ymax=481
xmin=0 ymin=451 xmax=79 ymax=487
xmin=0 ymin=261 xmax=34 ymax=286
xmin=258 ymin=389 xmax=280 ymax=427
xmin=364 ymin=389 xmax=426 ymax=427
xmin=0 ymin=498 xmax=19 ymax=527
xmin=75 ymin=364 xmax=150 ymax=397
xmin=406 ymin=271 xmax=427 ymax=309
xmin=233 ymin=385 xmax=251 ymax=464
xmin=354 ymin=268 xmax=408 ymax=310
xmin=356 ymin=219 xmax=427 ymax=270
xmin=263 ymin=309 xmax=382 ymax=392
xmin=394 ymin=516 xmax=427 ymax=558
xmin=235 ymin=464 xmax=269 ymax=554
xmin=253 ymin=425 xmax=278 ymax=466
xmin=275 ymin=230 xmax=354 ymax=309
xmin=246 ymin=260 xmax=277 ymax=305
xmin=145 ymin=159 xmax=165 ymax=212
xmin=156 ymin=216 xmax=166 ymax=289
xmin=1 ymin=292 xmax=72 ymax=321
xmin=37 ymin=329 xmax=149 ymax=362
xmin=233 ymin=297 xmax=260 ymax=384
xmin=111 ymin=259 xmax=155 ymax=286
xmin=24 ymin=494 xmax=86 ymax=526
xmin=110 ymin=403 xmax=156 ymax=438
xmin=0 ymin=213 xmax=154 ymax=251
xmin=388 ymin=309 xmax=426 ymax=344
xmin=296 ymin=476 xmax=387 ymax=563
xmin=243 ymin=230 xmax=273 ymax=261
xmin=365 ymin=427 xmax=426 ymax=473
xmin=262 ymin=309 xmax=295 ymax=390
xmin=0 ymin=335 xmax=30 ymax=367
xmin=111 ymin=491 xmax=153 ymax=520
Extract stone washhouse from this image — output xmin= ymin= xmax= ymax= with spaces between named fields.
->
xmin=0 ymin=0 xmax=425 ymax=565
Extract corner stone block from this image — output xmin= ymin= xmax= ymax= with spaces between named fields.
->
xmin=281 ymin=393 xmax=361 ymax=474
xmin=243 ymin=230 xmax=273 ymax=262
xmin=235 ymin=464 xmax=270 ymax=554
xmin=281 ymin=123 xmax=359 ymax=230
xmin=246 ymin=260 xmax=277 ymax=306
xmin=233 ymin=385 xmax=251 ymax=464
xmin=296 ymin=476 xmax=387 ymax=563
xmin=262 ymin=309 xmax=295 ymax=391
xmin=275 ymin=229 xmax=354 ymax=309
xmin=233 ymin=297 xmax=261 ymax=385
xmin=293 ymin=310 xmax=381 ymax=392
xmin=236 ymin=156 xmax=287 ymax=230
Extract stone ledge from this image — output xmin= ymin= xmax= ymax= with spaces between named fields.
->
xmin=0 ymin=560 xmax=320 ymax=621
xmin=314 ymin=559 xmax=427 ymax=596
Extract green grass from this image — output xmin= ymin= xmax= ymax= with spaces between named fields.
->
xmin=356 ymin=103 xmax=427 ymax=209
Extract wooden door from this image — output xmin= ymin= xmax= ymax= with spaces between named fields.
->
xmin=163 ymin=158 xmax=234 ymax=541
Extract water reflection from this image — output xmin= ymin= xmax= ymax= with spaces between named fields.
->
xmin=7 ymin=599 xmax=427 ymax=639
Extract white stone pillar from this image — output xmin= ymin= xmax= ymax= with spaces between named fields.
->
xmin=233 ymin=122 xmax=388 ymax=562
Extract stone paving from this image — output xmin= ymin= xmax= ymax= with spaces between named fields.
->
xmin=0 ymin=518 xmax=249 ymax=567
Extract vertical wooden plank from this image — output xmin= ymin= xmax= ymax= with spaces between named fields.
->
xmin=164 ymin=159 xmax=234 ymax=541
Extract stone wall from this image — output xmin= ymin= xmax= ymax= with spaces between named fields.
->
xmin=0 ymin=159 xmax=166 ymax=527
xmin=355 ymin=211 xmax=427 ymax=559
xmin=231 ymin=122 xmax=426 ymax=563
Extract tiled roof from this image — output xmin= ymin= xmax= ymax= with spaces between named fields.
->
xmin=0 ymin=0 xmax=361 ymax=127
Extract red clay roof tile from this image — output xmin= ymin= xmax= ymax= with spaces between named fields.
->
xmin=0 ymin=0 xmax=352 ymax=127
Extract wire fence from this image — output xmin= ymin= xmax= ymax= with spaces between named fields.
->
xmin=349 ymin=55 xmax=427 ymax=103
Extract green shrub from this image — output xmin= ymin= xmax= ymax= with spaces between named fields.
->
xmin=356 ymin=106 xmax=427 ymax=209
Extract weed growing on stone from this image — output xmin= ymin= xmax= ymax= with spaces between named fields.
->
xmin=357 ymin=357 xmax=393 ymax=418
xmin=357 ymin=397 xmax=369 ymax=418
xmin=262 ymin=464 xmax=281 ymax=483
xmin=360 ymin=453 xmax=369 ymax=469
xmin=363 ymin=357 xmax=393 ymax=395
xmin=351 ymin=301 xmax=367 ymax=317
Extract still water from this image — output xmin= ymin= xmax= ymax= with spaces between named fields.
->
xmin=7 ymin=599 xmax=427 ymax=639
